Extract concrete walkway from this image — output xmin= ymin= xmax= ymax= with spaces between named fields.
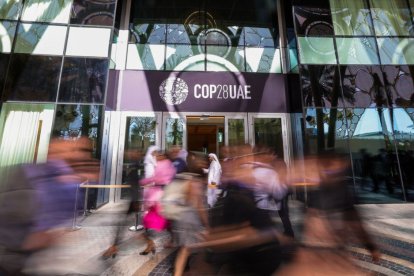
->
xmin=22 ymin=201 xmax=414 ymax=276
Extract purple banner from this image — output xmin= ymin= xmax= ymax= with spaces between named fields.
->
xmin=119 ymin=70 xmax=287 ymax=113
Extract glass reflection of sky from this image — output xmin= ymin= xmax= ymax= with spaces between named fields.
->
xmin=352 ymin=109 xmax=414 ymax=136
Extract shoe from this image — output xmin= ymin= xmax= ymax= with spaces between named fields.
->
xmin=140 ymin=239 xmax=156 ymax=256
xmin=139 ymin=247 xmax=155 ymax=255
xmin=101 ymin=245 xmax=118 ymax=259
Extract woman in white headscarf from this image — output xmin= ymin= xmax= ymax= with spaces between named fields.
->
xmin=203 ymin=153 xmax=222 ymax=207
xmin=144 ymin=145 xmax=159 ymax=178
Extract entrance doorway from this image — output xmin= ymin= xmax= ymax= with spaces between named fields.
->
xmin=186 ymin=116 xmax=225 ymax=156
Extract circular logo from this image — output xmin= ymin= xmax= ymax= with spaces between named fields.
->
xmin=159 ymin=77 xmax=189 ymax=105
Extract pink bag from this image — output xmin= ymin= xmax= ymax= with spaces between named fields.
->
xmin=142 ymin=206 xmax=168 ymax=231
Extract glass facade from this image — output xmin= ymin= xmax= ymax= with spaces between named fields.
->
xmin=126 ymin=1 xmax=282 ymax=73
xmin=0 ymin=0 xmax=413 ymax=205
xmin=295 ymin=1 xmax=414 ymax=202
xmin=0 ymin=0 xmax=114 ymax=208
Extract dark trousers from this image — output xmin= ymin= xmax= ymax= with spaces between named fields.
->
xmin=278 ymin=196 xmax=294 ymax=237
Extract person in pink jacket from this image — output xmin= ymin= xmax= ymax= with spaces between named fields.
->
xmin=139 ymin=152 xmax=176 ymax=255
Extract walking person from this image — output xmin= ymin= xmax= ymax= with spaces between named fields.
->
xmin=250 ymin=152 xmax=289 ymax=230
xmin=101 ymin=146 xmax=160 ymax=259
xmin=274 ymin=158 xmax=295 ymax=238
xmin=203 ymin=153 xmax=222 ymax=208
xmin=139 ymin=152 xmax=176 ymax=255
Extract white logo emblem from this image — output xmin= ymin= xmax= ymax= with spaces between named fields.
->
xmin=159 ymin=77 xmax=189 ymax=105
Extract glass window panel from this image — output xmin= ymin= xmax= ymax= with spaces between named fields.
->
xmin=241 ymin=27 xmax=277 ymax=47
xmin=206 ymin=46 xmax=244 ymax=72
xmin=336 ymin=37 xmax=379 ymax=65
xmin=254 ymin=117 xmax=284 ymax=159
xmin=302 ymin=108 xmax=353 ymax=205
xmin=126 ymin=43 xmax=165 ymax=70
xmin=330 ymin=0 xmax=374 ymax=35
xmin=66 ymin=27 xmax=111 ymax=57
xmin=51 ymin=104 xmax=104 ymax=206
xmin=393 ymin=108 xmax=414 ymax=201
xmin=289 ymin=48 xmax=299 ymax=73
xmin=347 ymin=107 xmax=405 ymax=203
xmin=377 ymin=38 xmax=414 ymax=65
xmin=293 ymin=7 xmax=334 ymax=36
xmin=52 ymin=104 xmax=102 ymax=142
xmin=0 ymin=20 xmax=17 ymax=53
xmin=300 ymin=65 xmax=344 ymax=108
xmin=0 ymin=103 xmax=55 ymax=169
xmin=297 ymin=37 xmax=336 ymax=65
xmin=165 ymin=117 xmax=184 ymax=150
xmin=245 ymin=47 xmax=281 ymax=73
xmin=165 ymin=44 xmax=200 ymax=71
xmin=382 ymin=65 xmax=414 ymax=108
xmin=70 ymin=0 xmax=116 ymax=26
xmin=228 ymin=118 xmax=245 ymax=146
xmin=0 ymin=53 xmax=10 ymax=98
xmin=369 ymin=0 xmax=413 ymax=36
xmin=4 ymin=54 xmax=61 ymax=101
xmin=340 ymin=65 xmax=390 ymax=108
xmin=121 ymin=115 xmax=156 ymax=199
xmin=166 ymin=24 xmax=191 ymax=44
xmin=129 ymin=23 xmax=166 ymax=44
xmin=125 ymin=43 xmax=141 ymax=69
xmin=14 ymin=23 xmax=67 ymax=55
xmin=58 ymin=57 xmax=108 ymax=104
xmin=304 ymin=108 xmax=349 ymax=154
xmin=21 ymin=0 xmax=72 ymax=24
xmin=0 ymin=0 xmax=23 ymax=20
xmin=287 ymin=28 xmax=297 ymax=49
xmin=199 ymin=28 xmax=233 ymax=49
xmin=109 ymin=42 xmax=116 ymax=69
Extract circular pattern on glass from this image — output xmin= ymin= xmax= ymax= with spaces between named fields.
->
xmin=197 ymin=28 xmax=232 ymax=58
xmin=159 ymin=77 xmax=189 ymax=105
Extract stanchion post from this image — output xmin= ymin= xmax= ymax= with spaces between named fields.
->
xmin=83 ymin=187 xmax=89 ymax=216
xmin=71 ymin=181 xmax=83 ymax=231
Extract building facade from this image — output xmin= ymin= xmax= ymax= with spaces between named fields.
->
xmin=0 ymin=0 xmax=413 ymax=206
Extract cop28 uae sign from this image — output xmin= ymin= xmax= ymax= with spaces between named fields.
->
xmin=120 ymin=71 xmax=287 ymax=113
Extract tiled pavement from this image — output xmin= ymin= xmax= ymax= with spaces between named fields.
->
xmin=22 ymin=202 xmax=414 ymax=276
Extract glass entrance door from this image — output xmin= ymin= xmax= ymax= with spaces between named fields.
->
xmin=116 ymin=112 xmax=161 ymax=200
xmin=225 ymin=114 xmax=248 ymax=146
xmin=248 ymin=113 xmax=291 ymax=165
xmin=161 ymin=113 xmax=186 ymax=151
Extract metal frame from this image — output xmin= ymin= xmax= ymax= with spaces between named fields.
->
xmin=114 ymin=111 xmax=162 ymax=201
xmin=111 ymin=111 xmax=292 ymax=201
xmin=248 ymin=112 xmax=292 ymax=166
xmin=161 ymin=112 xmax=249 ymax=152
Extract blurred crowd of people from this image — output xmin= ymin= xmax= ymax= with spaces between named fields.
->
xmin=0 ymin=137 xmax=100 ymax=275
xmin=358 ymin=148 xmax=414 ymax=196
xmin=103 ymin=144 xmax=380 ymax=275
xmin=0 ymin=140 xmax=381 ymax=275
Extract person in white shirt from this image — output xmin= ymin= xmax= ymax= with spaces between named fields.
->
xmin=144 ymin=145 xmax=159 ymax=178
xmin=203 ymin=153 xmax=222 ymax=207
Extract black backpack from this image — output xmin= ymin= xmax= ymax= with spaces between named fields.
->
xmin=209 ymin=181 xmax=255 ymax=227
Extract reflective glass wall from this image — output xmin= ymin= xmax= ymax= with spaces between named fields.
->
xmin=0 ymin=0 xmax=116 ymax=208
xmin=126 ymin=0 xmax=283 ymax=73
xmin=294 ymin=0 xmax=414 ymax=203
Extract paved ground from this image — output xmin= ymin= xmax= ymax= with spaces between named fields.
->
xmin=22 ymin=201 xmax=414 ymax=276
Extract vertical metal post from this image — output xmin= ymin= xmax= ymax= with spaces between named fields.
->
xmin=71 ymin=183 xmax=82 ymax=231
xmin=83 ymin=187 xmax=90 ymax=216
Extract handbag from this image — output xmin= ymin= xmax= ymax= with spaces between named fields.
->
xmin=160 ymin=175 xmax=192 ymax=220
